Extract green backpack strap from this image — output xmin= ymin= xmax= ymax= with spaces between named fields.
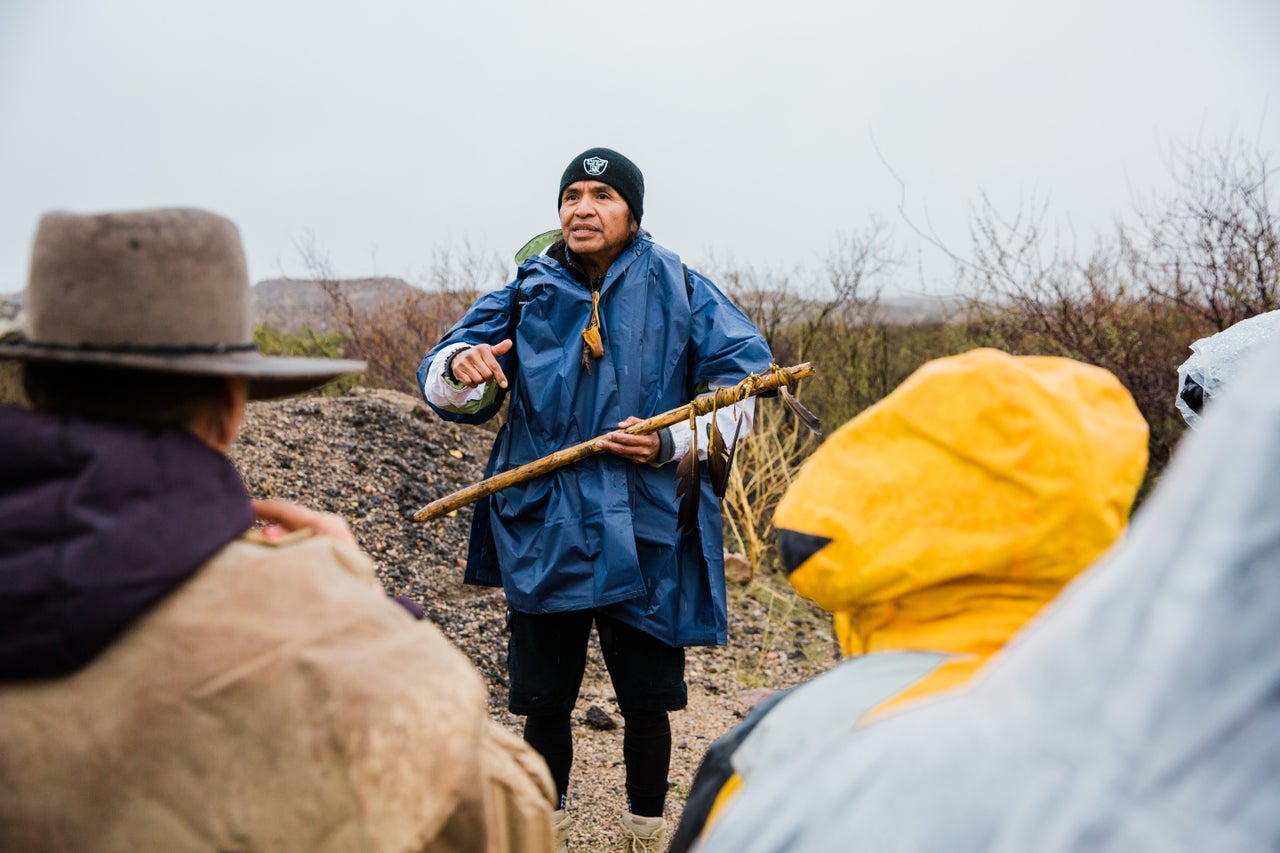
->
xmin=514 ymin=229 xmax=561 ymax=265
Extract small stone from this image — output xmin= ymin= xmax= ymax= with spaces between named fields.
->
xmin=723 ymin=550 xmax=753 ymax=584
xmin=583 ymin=704 xmax=618 ymax=730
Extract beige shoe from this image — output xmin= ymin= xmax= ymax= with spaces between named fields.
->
xmin=618 ymin=812 xmax=666 ymax=853
xmin=551 ymin=808 xmax=572 ymax=852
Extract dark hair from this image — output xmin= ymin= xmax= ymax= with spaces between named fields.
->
xmin=22 ymin=362 xmax=229 ymax=429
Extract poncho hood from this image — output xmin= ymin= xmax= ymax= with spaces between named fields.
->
xmin=776 ymin=349 xmax=1149 ymax=658
xmin=0 ymin=405 xmax=253 ymax=680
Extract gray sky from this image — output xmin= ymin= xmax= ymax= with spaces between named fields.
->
xmin=1 ymin=0 xmax=1276 ymax=297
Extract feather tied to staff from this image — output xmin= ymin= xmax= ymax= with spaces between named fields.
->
xmin=412 ymin=362 xmax=820 ymax=523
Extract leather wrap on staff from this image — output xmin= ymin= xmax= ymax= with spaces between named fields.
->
xmin=412 ymin=362 xmax=816 ymax=523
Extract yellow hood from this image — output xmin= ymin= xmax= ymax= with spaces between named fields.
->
xmin=776 ymin=348 xmax=1148 ymax=660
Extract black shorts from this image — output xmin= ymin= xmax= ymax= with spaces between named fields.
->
xmin=506 ymin=608 xmax=688 ymax=716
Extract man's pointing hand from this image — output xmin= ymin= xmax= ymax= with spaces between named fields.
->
xmin=449 ymin=339 xmax=513 ymax=389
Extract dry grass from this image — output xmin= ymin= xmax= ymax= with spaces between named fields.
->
xmin=718 ymin=394 xmax=833 ymax=687
xmin=720 ymin=396 xmax=821 ymax=579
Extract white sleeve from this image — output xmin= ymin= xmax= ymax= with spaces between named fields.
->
xmin=669 ymin=397 xmax=756 ymax=461
xmin=421 ymin=343 xmax=490 ymax=409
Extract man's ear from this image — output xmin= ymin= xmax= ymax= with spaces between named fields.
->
xmin=629 ymin=215 xmax=639 ymax=237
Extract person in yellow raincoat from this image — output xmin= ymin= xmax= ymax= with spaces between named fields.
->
xmin=670 ymin=347 xmax=1148 ymax=853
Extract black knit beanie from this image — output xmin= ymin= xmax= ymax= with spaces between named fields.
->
xmin=558 ymin=147 xmax=644 ymax=224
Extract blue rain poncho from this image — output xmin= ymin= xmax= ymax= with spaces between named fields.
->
xmin=418 ymin=236 xmax=772 ymax=646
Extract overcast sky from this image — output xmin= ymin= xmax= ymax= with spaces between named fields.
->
xmin=1 ymin=0 xmax=1276 ymax=298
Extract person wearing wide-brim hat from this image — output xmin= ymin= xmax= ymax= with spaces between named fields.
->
xmin=0 ymin=208 xmax=556 ymax=852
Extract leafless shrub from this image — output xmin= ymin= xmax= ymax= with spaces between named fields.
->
xmin=717 ymin=223 xmax=906 ymax=576
xmin=957 ymin=184 xmax=1229 ymax=479
xmin=1130 ymin=139 xmax=1279 ymax=330
xmin=295 ymin=235 xmax=508 ymax=395
xmin=712 ymin=263 xmax=809 ymax=359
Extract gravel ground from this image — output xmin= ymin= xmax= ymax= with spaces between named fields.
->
xmin=230 ymin=388 xmax=834 ymax=851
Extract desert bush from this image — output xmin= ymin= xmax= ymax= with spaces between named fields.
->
xmin=719 ymin=139 xmax=1277 ymax=556
xmin=955 ymin=139 xmax=1277 ymax=486
xmin=253 ymin=325 xmax=363 ymax=397
xmin=715 ymin=224 xmax=986 ymax=573
xmin=720 ymin=221 xmax=929 ymax=429
xmin=1130 ymin=139 xmax=1279 ymax=330
xmin=297 ymin=238 xmax=504 ymax=397
xmin=957 ymin=201 xmax=1211 ymax=481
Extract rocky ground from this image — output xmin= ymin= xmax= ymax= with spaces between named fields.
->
xmin=230 ymin=388 xmax=834 ymax=851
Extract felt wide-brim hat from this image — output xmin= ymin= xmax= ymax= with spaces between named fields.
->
xmin=0 ymin=208 xmax=365 ymax=400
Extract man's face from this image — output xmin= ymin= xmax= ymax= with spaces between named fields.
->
xmin=559 ymin=180 xmax=637 ymax=274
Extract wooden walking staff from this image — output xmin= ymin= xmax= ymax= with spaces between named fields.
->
xmin=412 ymin=362 xmax=817 ymax=523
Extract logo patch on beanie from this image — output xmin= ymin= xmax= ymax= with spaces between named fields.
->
xmin=584 ymin=156 xmax=608 ymax=176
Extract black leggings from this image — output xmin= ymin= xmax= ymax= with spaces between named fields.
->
xmin=523 ymin=708 xmax=671 ymax=817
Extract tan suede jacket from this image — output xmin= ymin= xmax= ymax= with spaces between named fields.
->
xmin=0 ymin=534 xmax=555 ymax=852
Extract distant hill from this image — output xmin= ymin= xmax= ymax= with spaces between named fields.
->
xmin=3 ymin=281 xmax=422 ymax=337
xmin=249 ymin=279 xmax=968 ymax=336
xmin=878 ymin=294 xmax=967 ymax=323
xmin=6 ymin=282 xmax=967 ymax=338
xmin=253 ymin=277 xmax=417 ymax=334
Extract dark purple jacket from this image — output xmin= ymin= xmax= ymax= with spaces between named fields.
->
xmin=0 ymin=405 xmax=254 ymax=681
